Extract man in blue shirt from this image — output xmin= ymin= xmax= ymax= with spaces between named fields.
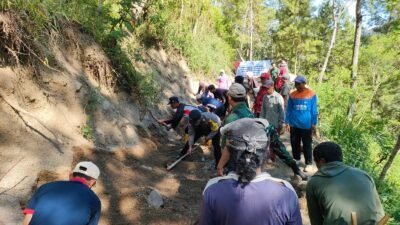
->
xmin=196 ymin=95 xmax=225 ymax=118
xmin=22 ymin=161 xmax=102 ymax=225
xmin=199 ymin=118 xmax=302 ymax=225
xmin=285 ymin=76 xmax=318 ymax=172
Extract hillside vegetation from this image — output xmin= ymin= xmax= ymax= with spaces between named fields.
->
xmin=0 ymin=0 xmax=399 ymax=224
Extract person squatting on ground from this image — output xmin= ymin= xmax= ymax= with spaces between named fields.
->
xmin=306 ymin=142 xmax=385 ymax=225
xmin=196 ymin=95 xmax=225 ymax=118
xmin=217 ymin=83 xmax=307 ymax=180
xmin=253 ymin=72 xmax=271 ymax=118
xmin=158 ymin=96 xmax=200 ymax=138
xmin=207 ymin=85 xmax=229 ymax=116
xmin=196 ymin=81 xmax=214 ymax=98
xmin=199 ymin=118 xmax=302 ymax=225
xmin=285 ymin=76 xmax=318 ymax=172
xmin=179 ymin=110 xmax=222 ymax=167
xmin=22 ymin=161 xmax=101 ymax=225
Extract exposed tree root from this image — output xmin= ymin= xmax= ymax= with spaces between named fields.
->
xmin=0 ymin=176 xmax=28 ymax=196
xmin=0 ymin=93 xmax=63 ymax=154
xmin=0 ymin=12 xmax=33 ymax=67
xmin=0 ymin=157 xmax=24 ymax=182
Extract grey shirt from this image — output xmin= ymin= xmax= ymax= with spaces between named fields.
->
xmin=280 ymin=83 xmax=292 ymax=97
xmin=260 ymin=91 xmax=285 ymax=130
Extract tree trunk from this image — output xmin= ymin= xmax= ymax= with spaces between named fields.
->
xmin=318 ymin=0 xmax=338 ymax=83
xmin=249 ymin=0 xmax=253 ymax=61
xmin=379 ymin=135 xmax=400 ymax=181
xmin=236 ymin=49 xmax=245 ymax=61
xmin=294 ymin=57 xmax=297 ymax=75
xmin=351 ymin=0 xmax=362 ymax=89
xmin=98 ymin=0 xmax=103 ymax=12
xmin=179 ymin=0 xmax=184 ymax=31
xmin=347 ymin=0 xmax=362 ymax=121
xmin=193 ymin=14 xmax=199 ymax=34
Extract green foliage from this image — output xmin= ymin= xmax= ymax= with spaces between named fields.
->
xmin=136 ymin=0 xmax=236 ymax=76
xmin=316 ymin=29 xmax=400 ymax=219
xmin=1 ymin=0 xmax=159 ymax=106
xmin=85 ymin=89 xmax=101 ymax=112
xmin=325 ymin=115 xmax=374 ymax=170
xmin=107 ymin=42 xmax=159 ymax=106
xmin=80 ymin=118 xmax=94 ymax=140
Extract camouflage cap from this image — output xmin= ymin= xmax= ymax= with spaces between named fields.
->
xmin=220 ymin=118 xmax=269 ymax=157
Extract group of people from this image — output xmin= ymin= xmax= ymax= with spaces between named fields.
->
xmin=22 ymin=64 xmax=386 ymax=225
xmin=160 ymin=61 xmax=317 ymax=177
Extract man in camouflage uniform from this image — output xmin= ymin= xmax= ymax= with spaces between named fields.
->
xmin=216 ymin=83 xmax=307 ymax=180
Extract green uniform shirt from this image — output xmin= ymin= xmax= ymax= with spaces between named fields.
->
xmin=306 ymin=162 xmax=385 ymax=225
xmin=221 ymin=102 xmax=254 ymax=148
xmin=221 ymin=102 xmax=299 ymax=174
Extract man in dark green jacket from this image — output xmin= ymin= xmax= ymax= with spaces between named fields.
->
xmin=306 ymin=142 xmax=385 ymax=225
xmin=216 ymin=83 xmax=307 ymax=180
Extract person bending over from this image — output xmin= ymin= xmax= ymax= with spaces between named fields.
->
xmin=22 ymin=161 xmax=101 ymax=225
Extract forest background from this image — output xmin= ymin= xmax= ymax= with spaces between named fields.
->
xmin=1 ymin=0 xmax=399 ymax=223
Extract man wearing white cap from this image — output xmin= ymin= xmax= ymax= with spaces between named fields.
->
xmin=22 ymin=161 xmax=102 ymax=225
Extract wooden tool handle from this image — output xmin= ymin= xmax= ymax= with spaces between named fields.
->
xmin=166 ymin=144 xmax=201 ymax=171
xmin=351 ymin=212 xmax=357 ymax=225
xmin=377 ymin=214 xmax=390 ymax=225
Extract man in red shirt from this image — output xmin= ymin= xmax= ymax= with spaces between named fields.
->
xmin=275 ymin=60 xmax=288 ymax=92
xmin=253 ymin=73 xmax=271 ymax=117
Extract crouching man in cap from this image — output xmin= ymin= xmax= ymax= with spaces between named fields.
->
xmin=199 ymin=118 xmax=302 ymax=225
xmin=180 ymin=110 xmax=221 ymax=167
xmin=22 ymin=161 xmax=102 ymax=225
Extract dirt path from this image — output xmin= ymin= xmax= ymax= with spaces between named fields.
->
xmin=69 ymin=131 xmax=312 ymax=225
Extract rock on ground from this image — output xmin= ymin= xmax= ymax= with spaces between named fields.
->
xmin=147 ymin=189 xmax=164 ymax=209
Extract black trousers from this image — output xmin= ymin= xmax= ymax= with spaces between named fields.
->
xmin=290 ymin=127 xmax=313 ymax=165
xmin=180 ymin=126 xmax=221 ymax=167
